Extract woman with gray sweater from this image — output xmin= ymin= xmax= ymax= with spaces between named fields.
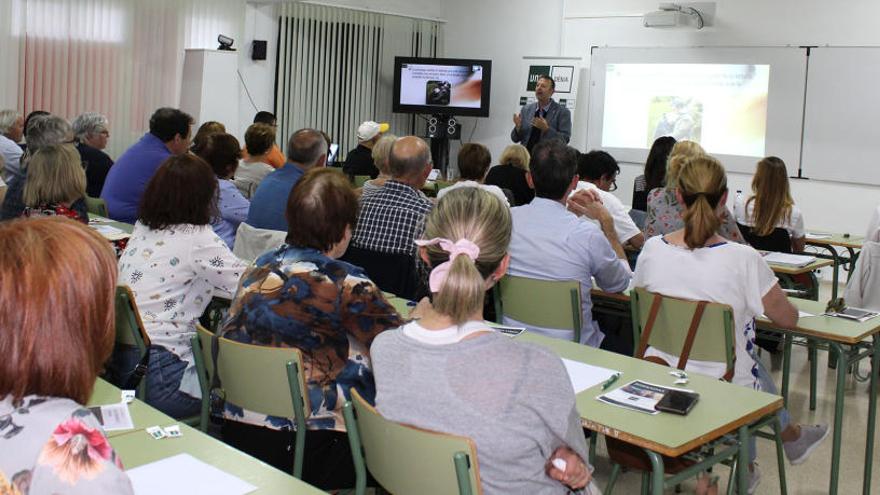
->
xmin=371 ymin=187 xmax=598 ymax=494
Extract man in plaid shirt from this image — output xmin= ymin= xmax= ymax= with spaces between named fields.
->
xmin=347 ymin=136 xmax=433 ymax=299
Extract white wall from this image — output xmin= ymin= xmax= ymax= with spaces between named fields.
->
xmin=238 ymin=3 xmax=280 ymax=140
xmin=558 ymin=0 xmax=880 ymax=236
xmin=442 ymin=0 xmax=564 ymax=173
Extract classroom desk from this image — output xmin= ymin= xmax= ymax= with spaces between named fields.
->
xmin=88 ymin=379 xmax=172 ymax=438
xmin=88 ymin=213 xmax=134 ymax=235
xmin=88 ymin=380 xmax=324 ymax=494
xmin=805 ymin=233 xmax=864 ymax=299
xmin=756 ymin=298 xmax=880 ymax=495
xmin=763 ymin=255 xmax=833 ymax=276
xmin=518 ymin=332 xmax=783 ymax=495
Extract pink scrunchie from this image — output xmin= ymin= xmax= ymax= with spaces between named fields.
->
xmin=414 ymin=237 xmax=481 ymax=292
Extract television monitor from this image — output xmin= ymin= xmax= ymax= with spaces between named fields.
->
xmin=393 ymin=57 xmax=492 ymax=117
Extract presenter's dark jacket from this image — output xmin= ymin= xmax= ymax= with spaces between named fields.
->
xmin=510 ymin=99 xmax=572 ymax=149
xmin=342 ymin=144 xmax=378 ymax=179
xmin=76 ymin=141 xmax=114 ymax=198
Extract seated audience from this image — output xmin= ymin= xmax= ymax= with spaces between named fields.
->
xmin=242 ymin=111 xmax=285 ymax=169
xmin=195 ymin=133 xmax=249 ymax=249
xmin=219 ymin=168 xmax=403 ymax=489
xmin=343 ymin=120 xmax=388 ymax=179
xmin=21 ymin=144 xmax=88 ymax=223
xmin=71 ymin=112 xmax=114 ymax=197
xmin=437 ymin=143 xmax=510 ymax=206
xmin=234 ymin=123 xmax=277 ymax=198
xmin=574 ymin=150 xmax=644 ymax=249
xmin=506 ymin=140 xmax=631 ymax=347
xmin=112 ymin=154 xmax=247 ymax=419
xmin=643 ymin=140 xmax=745 ymax=243
xmin=734 ymin=156 xmax=805 ymax=252
xmin=346 ymin=136 xmax=434 ymax=299
xmin=1 ymin=114 xmax=83 ymax=221
xmin=20 ymin=111 xmax=50 ymax=152
xmin=190 ymin=121 xmax=226 ymax=155
xmin=359 ymin=133 xmax=396 ymax=199
xmin=0 ymin=156 xmax=6 ymax=207
xmin=632 ymin=136 xmax=676 ymax=212
xmin=633 ymin=155 xmax=828 ymax=491
xmin=101 ymin=107 xmax=193 ymax=224
xmin=246 ymin=128 xmax=327 ymax=231
xmin=0 ymin=110 xmax=24 ymax=183
xmin=484 ymin=144 xmax=534 ymax=206
xmin=373 ymin=187 xmax=597 ymax=494
xmin=0 ymin=217 xmax=133 ymax=494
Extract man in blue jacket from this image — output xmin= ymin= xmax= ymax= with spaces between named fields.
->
xmin=511 ymin=74 xmax=572 ymax=152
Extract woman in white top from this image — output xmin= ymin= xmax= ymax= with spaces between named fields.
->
xmin=113 ymin=154 xmax=247 ymax=419
xmin=734 ymin=156 xmax=805 ymax=252
xmin=234 ymin=123 xmax=276 ymax=199
xmin=436 ymin=143 xmax=511 ymax=206
xmin=372 ymin=188 xmax=597 ymax=494
xmin=633 ymin=155 xmax=827 ymax=493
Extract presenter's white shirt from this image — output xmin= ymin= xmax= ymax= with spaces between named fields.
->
xmin=572 ymin=181 xmax=642 ymax=244
xmin=633 ymin=236 xmax=779 ymax=389
xmin=733 ymin=194 xmax=805 ymax=240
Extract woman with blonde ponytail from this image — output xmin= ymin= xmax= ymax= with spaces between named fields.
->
xmin=372 ymin=187 xmax=599 ymax=495
xmin=643 ymin=140 xmax=746 ymax=243
xmin=633 ymin=155 xmax=828 ymax=492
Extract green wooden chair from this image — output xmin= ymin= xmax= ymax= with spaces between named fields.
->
xmin=434 ymin=179 xmax=455 ymax=194
xmin=191 ymin=324 xmax=310 ymax=479
xmin=85 ymin=196 xmax=109 ymax=217
xmin=604 ymin=287 xmax=787 ymax=495
xmin=343 ymin=389 xmax=482 ymax=495
xmin=494 ymin=275 xmax=582 ymax=343
xmin=114 ymin=286 xmax=151 ymax=400
xmin=353 ymin=175 xmax=371 ymax=188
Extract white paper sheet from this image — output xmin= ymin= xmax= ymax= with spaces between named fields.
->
xmin=126 ymin=453 xmax=256 ymax=495
xmin=763 ymin=252 xmax=816 ymax=267
xmin=561 ymin=358 xmax=619 ymax=394
xmin=798 ymin=310 xmax=815 ymax=318
xmin=88 ymin=403 xmax=133 ymax=431
xmin=805 ymin=233 xmax=832 ymax=240
xmin=89 ymin=224 xmax=130 ymax=240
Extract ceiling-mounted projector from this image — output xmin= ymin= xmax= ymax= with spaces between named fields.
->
xmin=643 ymin=10 xmax=681 ymax=28
xmin=643 ymin=3 xmax=707 ymax=29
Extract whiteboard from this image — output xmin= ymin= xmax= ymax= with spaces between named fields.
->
xmin=587 ymin=47 xmax=807 ymax=175
xmin=801 ymin=47 xmax=880 ymax=185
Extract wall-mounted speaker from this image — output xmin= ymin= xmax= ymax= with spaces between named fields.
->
xmin=251 ymin=40 xmax=267 ymax=61
xmin=427 ymin=116 xmax=441 ymax=138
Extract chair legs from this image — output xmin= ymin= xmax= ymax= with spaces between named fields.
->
xmin=605 ymin=463 xmax=622 ymax=494
xmin=589 ymin=434 xmax=597 ymax=465
xmin=640 ymin=471 xmax=650 ymax=495
xmin=772 ymin=416 xmax=788 ymax=494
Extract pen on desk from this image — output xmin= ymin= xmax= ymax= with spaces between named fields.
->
xmin=601 ymin=372 xmax=621 ymax=390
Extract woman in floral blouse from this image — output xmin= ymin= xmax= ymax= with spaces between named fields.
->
xmin=643 ymin=140 xmax=746 ymax=244
xmin=112 ymin=154 xmax=247 ymax=419
xmin=0 ymin=217 xmax=132 ymax=494
xmin=219 ymin=167 xmax=404 ymax=490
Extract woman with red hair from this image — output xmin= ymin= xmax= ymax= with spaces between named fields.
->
xmin=0 ymin=217 xmax=133 ymax=494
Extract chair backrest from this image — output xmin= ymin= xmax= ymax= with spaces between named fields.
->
xmin=737 ymin=223 xmax=792 ymax=254
xmin=114 ymin=286 xmax=151 ymax=398
xmin=495 ymin=275 xmax=582 ymax=343
xmin=630 ymin=287 xmax=735 ymax=377
xmin=628 ymin=208 xmax=647 ymax=230
xmin=434 ymin=180 xmax=455 ymax=194
xmin=85 ymin=196 xmax=109 ymax=217
xmin=232 ymin=222 xmax=286 ymax=263
xmin=353 ymin=175 xmax=371 ymax=188
xmin=341 ymin=245 xmax=423 ymax=301
xmin=191 ymin=324 xmax=310 ymax=477
xmin=343 ymin=389 xmax=482 ymax=495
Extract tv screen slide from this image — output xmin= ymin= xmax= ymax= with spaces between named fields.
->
xmin=601 ymin=63 xmax=770 ymax=157
xmin=393 ymin=57 xmax=492 ymax=117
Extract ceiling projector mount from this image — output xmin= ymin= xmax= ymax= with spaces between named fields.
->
xmin=643 ymin=2 xmax=715 ymax=29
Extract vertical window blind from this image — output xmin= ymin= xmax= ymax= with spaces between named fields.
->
xmin=275 ymin=3 xmax=443 ymax=159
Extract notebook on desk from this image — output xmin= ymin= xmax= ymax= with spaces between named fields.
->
xmin=762 ymin=251 xmax=816 ymax=267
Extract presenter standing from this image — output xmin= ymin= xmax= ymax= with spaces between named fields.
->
xmin=511 ymin=75 xmax=572 ymax=152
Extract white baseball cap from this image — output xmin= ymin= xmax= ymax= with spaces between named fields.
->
xmin=357 ymin=121 xmax=389 ymax=141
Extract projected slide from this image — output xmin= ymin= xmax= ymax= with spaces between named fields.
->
xmin=601 ymin=64 xmax=770 ymax=157
xmin=399 ymin=63 xmax=483 ymax=109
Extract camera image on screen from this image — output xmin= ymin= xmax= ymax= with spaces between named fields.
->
xmin=426 ymin=80 xmax=452 ymax=106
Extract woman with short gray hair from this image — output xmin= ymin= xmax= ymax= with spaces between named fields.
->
xmin=71 ymin=112 xmax=115 ymax=197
